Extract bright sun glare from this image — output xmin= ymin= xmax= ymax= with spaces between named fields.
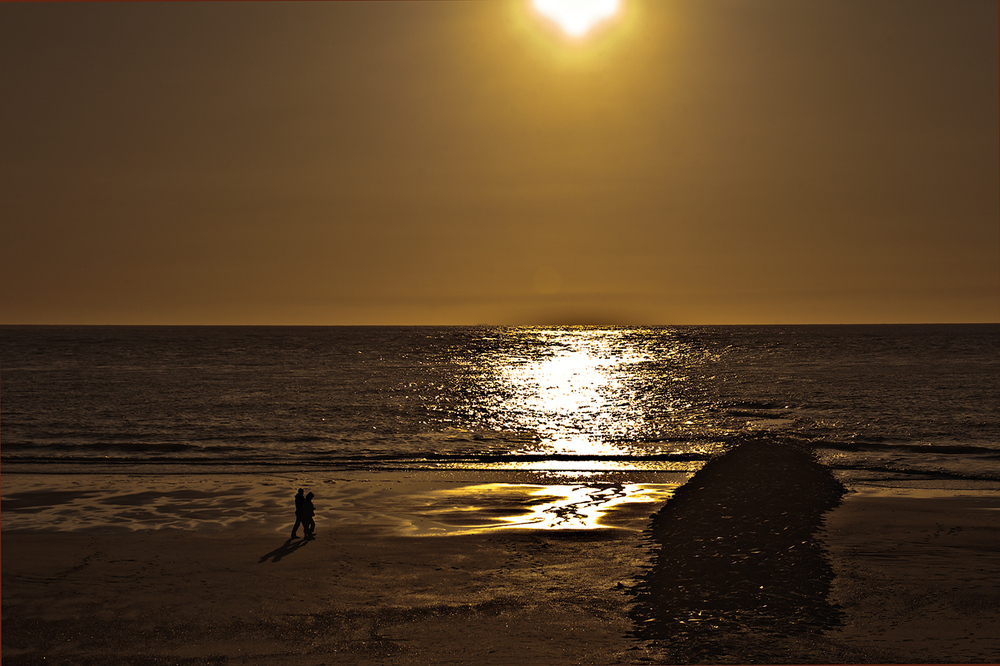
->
xmin=532 ymin=0 xmax=621 ymax=38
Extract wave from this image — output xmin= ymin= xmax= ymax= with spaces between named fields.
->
xmin=4 ymin=451 xmax=998 ymax=483
xmin=0 ymin=441 xmax=253 ymax=454
xmin=828 ymin=462 xmax=1000 ymax=483
xmin=0 ymin=450 xmax=712 ymax=470
xmin=716 ymin=400 xmax=793 ymax=411
xmin=815 ymin=440 xmax=1000 ymax=457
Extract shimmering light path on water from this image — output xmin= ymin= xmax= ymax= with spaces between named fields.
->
xmin=452 ymin=327 xmax=725 ymax=469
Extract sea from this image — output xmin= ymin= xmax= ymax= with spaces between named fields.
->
xmin=2 ymin=325 xmax=999 ymax=488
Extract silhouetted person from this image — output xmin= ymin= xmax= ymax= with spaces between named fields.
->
xmin=290 ymin=488 xmax=305 ymax=538
xmin=303 ymin=491 xmax=316 ymax=539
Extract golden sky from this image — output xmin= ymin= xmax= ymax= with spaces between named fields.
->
xmin=1 ymin=0 xmax=997 ymax=325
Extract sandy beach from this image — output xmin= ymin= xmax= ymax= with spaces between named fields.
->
xmin=823 ymin=488 xmax=1000 ymax=663
xmin=3 ymin=462 xmax=1000 ymax=664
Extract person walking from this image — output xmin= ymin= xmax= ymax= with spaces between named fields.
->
xmin=303 ymin=491 xmax=316 ymax=539
xmin=290 ymin=488 xmax=305 ymax=538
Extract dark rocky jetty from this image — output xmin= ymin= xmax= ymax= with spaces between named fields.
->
xmin=630 ymin=435 xmax=847 ymax=663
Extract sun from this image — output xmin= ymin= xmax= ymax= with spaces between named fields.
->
xmin=532 ymin=0 xmax=622 ymax=38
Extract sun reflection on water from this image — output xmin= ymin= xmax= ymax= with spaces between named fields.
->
xmin=441 ymin=326 xmax=727 ymax=474
xmin=494 ymin=328 xmax=650 ymax=465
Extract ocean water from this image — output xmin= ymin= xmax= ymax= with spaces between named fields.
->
xmin=2 ymin=325 xmax=999 ymax=486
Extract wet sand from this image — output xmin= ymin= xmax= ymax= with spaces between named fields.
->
xmin=1 ymin=470 xmax=677 ymax=665
xmin=823 ymin=488 xmax=1000 ymax=664
xmin=4 ymin=457 xmax=1000 ymax=664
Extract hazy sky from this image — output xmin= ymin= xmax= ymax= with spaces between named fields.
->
xmin=2 ymin=0 xmax=997 ymax=325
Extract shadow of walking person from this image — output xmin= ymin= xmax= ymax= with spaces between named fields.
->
xmin=259 ymin=537 xmax=311 ymax=564
xmin=630 ymin=436 xmax=846 ymax=664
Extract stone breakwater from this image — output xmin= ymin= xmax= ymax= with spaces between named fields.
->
xmin=630 ymin=436 xmax=847 ymax=662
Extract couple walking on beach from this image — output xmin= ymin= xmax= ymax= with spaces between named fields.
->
xmin=290 ymin=488 xmax=316 ymax=539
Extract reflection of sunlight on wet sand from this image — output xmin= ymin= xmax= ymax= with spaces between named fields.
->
xmin=0 ymin=473 xmax=682 ymax=537
xmin=414 ymin=483 xmax=677 ymax=535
